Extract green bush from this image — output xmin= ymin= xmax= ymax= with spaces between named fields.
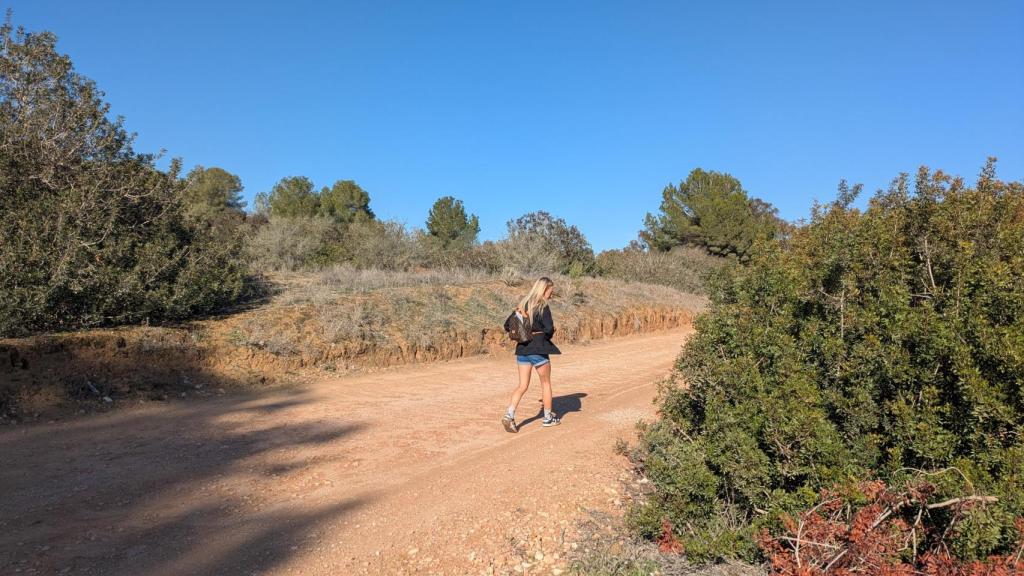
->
xmin=0 ymin=21 xmax=253 ymax=336
xmin=634 ymin=162 xmax=1024 ymax=562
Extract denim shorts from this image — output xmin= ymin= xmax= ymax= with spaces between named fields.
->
xmin=516 ymin=354 xmax=550 ymax=367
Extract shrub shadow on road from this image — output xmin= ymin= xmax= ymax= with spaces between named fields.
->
xmin=0 ymin=369 xmax=370 ymax=576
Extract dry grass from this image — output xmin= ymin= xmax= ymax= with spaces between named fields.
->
xmin=569 ymin=510 xmax=764 ymax=576
xmin=231 ymin=268 xmax=707 ymax=361
xmin=596 ymin=246 xmax=727 ymax=294
xmin=280 ymin=264 xmax=496 ymax=302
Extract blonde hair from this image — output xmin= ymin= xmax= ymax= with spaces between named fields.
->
xmin=518 ymin=277 xmax=554 ymax=320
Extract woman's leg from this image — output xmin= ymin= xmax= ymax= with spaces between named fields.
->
xmin=537 ymin=361 xmax=553 ymax=414
xmin=508 ymin=362 xmax=533 ymax=412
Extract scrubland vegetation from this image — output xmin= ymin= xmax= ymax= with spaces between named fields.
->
xmin=626 ymin=163 xmax=1024 ymax=572
xmin=4 ymin=16 xmax=1021 ymax=574
xmin=0 ymin=19 xmax=728 ymax=340
xmin=229 ymin=269 xmax=704 ymax=370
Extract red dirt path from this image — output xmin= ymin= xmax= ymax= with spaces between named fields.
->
xmin=0 ymin=328 xmax=693 ymax=576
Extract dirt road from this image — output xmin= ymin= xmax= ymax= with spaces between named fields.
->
xmin=0 ymin=328 xmax=692 ymax=576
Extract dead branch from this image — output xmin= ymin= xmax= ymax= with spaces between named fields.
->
xmin=926 ymin=495 xmax=998 ymax=510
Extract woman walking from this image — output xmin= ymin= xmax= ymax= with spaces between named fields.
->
xmin=502 ymin=277 xmax=561 ymax=433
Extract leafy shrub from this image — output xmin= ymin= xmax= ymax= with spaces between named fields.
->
xmin=0 ymin=21 xmax=253 ymax=336
xmin=596 ymin=245 xmax=726 ymax=294
xmin=632 ymin=162 xmax=1024 ymax=563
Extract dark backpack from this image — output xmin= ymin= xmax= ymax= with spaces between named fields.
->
xmin=503 ymin=310 xmax=532 ymax=343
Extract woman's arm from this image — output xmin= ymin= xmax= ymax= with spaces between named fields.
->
xmin=542 ymin=306 xmax=556 ymax=338
xmin=529 ymin=307 xmax=555 ymax=337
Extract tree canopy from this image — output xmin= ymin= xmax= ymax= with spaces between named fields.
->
xmin=255 ymin=177 xmax=374 ymax=225
xmin=320 ymin=179 xmax=374 ymax=224
xmin=0 ymin=20 xmax=252 ymax=336
xmin=641 ymin=168 xmax=781 ymax=261
xmin=257 ymin=176 xmax=319 ymax=218
xmin=183 ymin=166 xmax=245 ymax=213
xmin=426 ymin=196 xmax=480 ymax=248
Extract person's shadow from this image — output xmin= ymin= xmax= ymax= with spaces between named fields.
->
xmin=518 ymin=392 xmax=587 ymax=429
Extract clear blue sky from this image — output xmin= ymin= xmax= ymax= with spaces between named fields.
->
xmin=7 ymin=1 xmax=1023 ymax=251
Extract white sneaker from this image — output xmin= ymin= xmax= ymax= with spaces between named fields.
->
xmin=542 ymin=414 xmax=561 ymax=427
xmin=502 ymin=414 xmax=518 ymax=433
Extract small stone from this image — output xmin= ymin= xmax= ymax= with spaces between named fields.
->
xmin=552 ymin=569 xmax=564 ymax=576
xmin=534 ymin=551 xmax=544 ymax=561
xmin=408 ymin=547 xmax=418 ymax=556
xmin=102 ymin=396 xmax=112 ymax=403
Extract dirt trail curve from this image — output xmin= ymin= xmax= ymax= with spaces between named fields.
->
xmin=1 ymin=328 xmax=693 ymax=576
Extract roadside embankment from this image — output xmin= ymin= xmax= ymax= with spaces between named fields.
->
xmin=1 ymin=272 xmax=706 ymax=420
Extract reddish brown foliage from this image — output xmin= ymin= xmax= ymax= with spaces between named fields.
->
xmin=759 ymin=481 xmax=1024 ymax=575
xmin=657 ymin=517 xmax=684 ymax=554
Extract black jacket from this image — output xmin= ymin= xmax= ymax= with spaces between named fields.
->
xmin=515 ymin=306 xmax=561 ymax=355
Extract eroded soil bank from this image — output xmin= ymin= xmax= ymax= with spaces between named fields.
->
xmin=1 ymin=277 xmax=704 ymax=419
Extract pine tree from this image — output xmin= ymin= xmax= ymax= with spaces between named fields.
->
xmin=426 ymin=196 xmax=480 ymax=248
xmin=259 ymin=176 xmax=319 ymax=218
xmin=319 ymin=179 xmax=374 ymax=224
xmin=641 ymin=168 xmax=780 ymax=261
